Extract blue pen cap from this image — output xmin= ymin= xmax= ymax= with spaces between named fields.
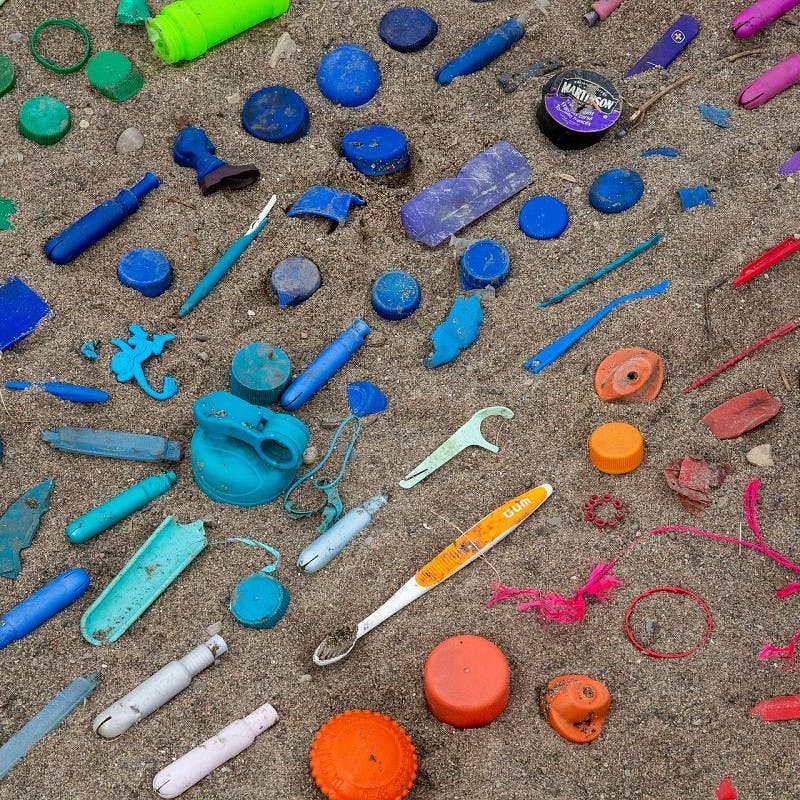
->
xmin=230 ymin=343 xmax=291 ymax=406
xmin=230 ymin=573 xmax=289 ymax=629
xmin=118 ymin=249 xmax=172 ymax=297
xmin=460 ymin=239 xmax=511 ymax=289
xmin=317 ymin=44 xmax=381 ymax=107
xmin=371 ymin=270 xmax=421 ymax=320
xmin=519 ymin=195 xmax=570 ymax=240
xmin=342 ymin=125 xmax=410 ymax=177
xmin=242 ymin=85 xmax=310 ymax=143
xmin=379 ymin=7 xmax=439 ymax=52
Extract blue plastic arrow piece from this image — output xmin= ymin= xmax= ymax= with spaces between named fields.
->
xmin=286 ymin=186 xmax=365 ymax=224
xmin=698 ymin=103 xmax=733 ymax=129
xmin=0 ymin=479 xmax=53 ymax=580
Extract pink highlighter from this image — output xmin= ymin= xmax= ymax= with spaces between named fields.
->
xmin=731 ymin=0 xmax=800 ymax=37
xmin=737 ymin=52 xmax=800 ymax=108
xmin=584 ymin=0 xmax=624 ymax=25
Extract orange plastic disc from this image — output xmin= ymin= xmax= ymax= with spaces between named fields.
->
xmin=423 ymin=634 xmax=511 ymax=728
xmin=588 ymin=421 xmax=644 ymax=474
xmin=310 ymin=709 xmax=418 ymax=800
xmin=594 ymin=347 xmax=664 ymax=403
xmin=541 ymin=674 xmax=611 ymax=744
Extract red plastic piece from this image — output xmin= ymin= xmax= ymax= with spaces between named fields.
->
xmin=733 ymin=235 xmax=800 ymax=287
xmin=664 ymin=455 xmax=728 ymax=515
xmin=582 ymin=493 xmax=625 ymax=529
xmin=751 ymin=693 xmax=800 ymax=721
xmin=701 ymin=388 xmax=781 ymax=439
xmin=716 ymin=777 xmax=737 ymax=800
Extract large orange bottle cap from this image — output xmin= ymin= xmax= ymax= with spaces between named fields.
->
xmin=541 ymin=674 xmax=611 ymax=743
xmin=310 ymin=710 xmax=418 ymax=800
xmin=423 ymin=634 xmax=511 ymax=728
xmin=594 ymin=347 xmax=664 ymax=402
xmin=588 ymin=421 xmax=644 ymax=474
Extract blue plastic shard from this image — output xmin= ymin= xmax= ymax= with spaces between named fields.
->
xmin=0 ymin=479 xmax=53 ymax=580
xmin=401 ymin=141 xmax=532 ymax=247
xmin=679 ymin=186 xmax=715 ymax=211
xmin=347 ymin=382 xmax=388 ymax=417
xmin=425 ymin=295 xmax=484 ymax=368
xmin=80 ymin=340 xmax=98 ymax=360
xmin=0 ymin=276 xmax=52 ymax=352
xmin=641 ymin=147 xmax=680 ymax=158
xmin=286 ymin=186 xmax=365 ymax=224
xmin=698 ymin=104 xmax=732 ymax=129
xmin=110 ymin=323 xmax=178 ymax=401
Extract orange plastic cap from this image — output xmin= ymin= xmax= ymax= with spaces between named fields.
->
xmin=594 ymin=347 xmax=664 ymax=403
xmin=541 ymin=674 xmax=611 ymax=744
xmin=588 ymin=421 xmax=644 ymax=474
xmin=423 ymin=634 xmax=511 ymax=728
xmin=310 ymin=709 xmax=418 ymax=800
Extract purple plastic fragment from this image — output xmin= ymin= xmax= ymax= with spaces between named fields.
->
xmin=780 ymin=151 xmax=800 ymax=176
xmin=286 ymin=186 xmax=365 ymax=224
xmin=0 ymin=277 xmax=52 ymax=352
xmin=400 ymin=141 xmax=532 ymax=247
xmin=625 ymin=15 xmax=700 ymax=77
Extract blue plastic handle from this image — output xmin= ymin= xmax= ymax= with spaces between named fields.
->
xmin=5 ymin=381 xmax=110 ymax=403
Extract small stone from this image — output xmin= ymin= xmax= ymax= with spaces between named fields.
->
xmin=225 ymin=92 xmax=242 ymax=106
xmin=14 ymin=152 xmax=23 ymax=163
xmin=321 ymin=417 xmax=341 ymax=430
xmin=246 ymin=309 xmax=255 ymax=317
xmin=302 ymin=445 xmax=318 ymax=464
xmin=116 ymin=127 xmax=145 ymax=154
xmin=747 ymin=443 xmax=774 ymax=467
xmin=270 ymin=32 xmax=298 ymax=68
xmin=297 ymin=673 xmax=312 ymax=683
xmin=195 ymin=332 xmax=210 ymax=342
xmin=367 ymin=331 xmax=386 ymax=347
xmin=197 ymin=351 xmax=209 ymax=362
xmin=8 ymin=33 xmax=24 ymax=44
xmin=547 ymin=516 xmax=561 ymax=527
xmin=79 ymin=119 xmax=90 ymax=129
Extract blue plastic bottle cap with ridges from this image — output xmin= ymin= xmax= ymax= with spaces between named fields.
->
xmin=519 ymin=195 xmax=570 ymax=239
xmin=241 ymin=85 xmax=310 ymax=143
xmin=230 ymin=343 xmax=291 ymax=406
xmin=271 ymin=256 xmax=321 ymax=307
xmin=379 ymin=7 xmax=439 ymax=52
xmin=317 ymin=44 xmax=381 ymax=107
xmin=460 ymin=240 xmax=511 ymax=290
xmin=230 ymin=573 xmax=290 ymax=629
xmin=589 ymin=169 xmax=644 ymax=214
xmin=342 ymin=125 xmax=409 ymax=177
xmin=371 ymin=271 xmax=421 ymax=320
xmin=117 ymin=249 xmax=172 ymax=297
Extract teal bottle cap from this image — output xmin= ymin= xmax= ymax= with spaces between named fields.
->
xmin=87 ymin=50 xmax=144 ymax=102
xmin=18 ymin=96 xmax=71 ymax=145
xmin=0 ymin=54 xmax=15 ymax=98
xmin=230 ymin=573 xmax=289 ymax=629
xmin=229 ymin=343 xmax=291 ymax=406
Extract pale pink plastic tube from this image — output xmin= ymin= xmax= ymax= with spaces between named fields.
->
xmin=731 ymin=0 xmax=800 ymax=37
xmin=737 ymin=51 xmax=800 ymax=108
xmin=584 ymin=0 xmax=624 ymax=25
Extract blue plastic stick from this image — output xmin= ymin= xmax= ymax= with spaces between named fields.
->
xmin=4 ymin=381 xmax=110 ymax=403
xmin=525 ymin=281 xmax=670 ymax=373
xmin=41 ymin=427 xmax=181 ymax=462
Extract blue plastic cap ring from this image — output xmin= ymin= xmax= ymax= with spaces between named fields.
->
xmin=371 ymin=271 xmax=421 ymax=320
xmin=379 ymin=7 xmax=439 ymax=52
xmin=230 ymin=343 xmax=292 ymax=406
xmin=242 ymin=85 xmax=310 ymax=143
xmin=519 ymin=195 xmax=570 ymax=240
xmin=317 ymin=44 xmax=381 ymax=107
xmin=342 ymin=125 xmax=409 ymax=177
xmin=589 ymin=169 xmax=645 ymax=214
xmin=117 ymin=249 xmax=172 ymax=297
xmin=460 ymin=239 xmax=511 ymax=290
xmin=230 ymin=573 xmax=290 ymax=629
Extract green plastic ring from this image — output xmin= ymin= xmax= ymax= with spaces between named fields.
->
xmin=30 ymin=18 xmax=91 ymax=74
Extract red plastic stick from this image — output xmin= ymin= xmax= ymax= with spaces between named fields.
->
xmin=733 ymin=235 xmax=800 ymax=286
xmin=684 ymin=319 xmax=799 ymax=392
xmin=751 ymin=694 xmax=800 ymax=721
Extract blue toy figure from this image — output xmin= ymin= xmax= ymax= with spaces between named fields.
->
xmin=110 ymin=324 xmax=178 ymax=401
xmin=173 ymin=127 xmax=259 ymax=195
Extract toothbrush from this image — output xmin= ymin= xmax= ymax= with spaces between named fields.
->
xmin=313 ymin=484 xmax=552 ymax=666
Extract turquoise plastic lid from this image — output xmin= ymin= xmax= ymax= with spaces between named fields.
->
xmin=230 ymin=573 xmax=290 ymax=629
xmin=229 ymin=343 xmax=291 ymax=406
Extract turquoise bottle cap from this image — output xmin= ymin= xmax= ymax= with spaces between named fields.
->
xmin=460 ymin=239 xmax=511 ymax=290
xmin=18 ymin=95 xmax=71 ymax=145
xmin=230 ymin=343 xmax=291 ymax=406
xmin=87 ymin=50 xmax=144 ymax=102
xmin=371 ymin=270 xmax=421 ymax=320
xmin=0 ymin=54 xmax=15 ymax=98
xmin=118 ymin=249 xmax=172 ymax=297
xmin=230 ymin=573 xmax=290 ymax=629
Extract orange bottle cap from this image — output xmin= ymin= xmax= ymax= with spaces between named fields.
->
xmin=423 ymin=634 xmax=511 ymax=728
xmin=541 ymin=674 xmax=611 ymax=743
xmin=310 ymin=709 xmax=418 ymax=800
xmin=588 ymin=421 xmax=644 ymax=474
xmin=594 ymin=347 xmax=664 ymax=403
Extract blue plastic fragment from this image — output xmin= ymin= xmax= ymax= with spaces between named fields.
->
xmin=286 ymin=186 xmax=365 ymax=224
xmin=317 ymin=44 xmax=381 ymax=107
xmin=0 ymin=479 xmax=53 ymax=580
xmin=698 ymin=103 xmax=732 ymax=129
xmin=347 ymin=381 xmax=388 ymax=417
xmin=271 ymin=256 xmax=321 ymax=307
xmin=371 ymin=270 xmax=421 ymax=320
xmin=401 ymin=141 xmax=532 ymax=247
xmin=0 ymin=276 xmax=51 ymax=352
xmin=230 ymin=573 xmax=289 ymax=629
xmin=80 ymin=341 xmax=98 ymax=360
xmin=641 ymin=147 xmax=680 ymax=158
xmin=118 ymin=248 xmax=172 ymax=297
xmin=379 ymin=7 xmax=438 ymax=52
xmin=425 ymin=295 xmax=484 ymax=368
xmin=241 ymin=85 xmax=310 ymax=143
xmin=519 ymin=195 xmax=570 ymax=239
xmin=341 ymin=125 xmax=409 ymax=177
xmin=679 ymin=186 xmax=715 ymax=211
xmin=589 ymin=169 xmax=645 ymax=214
xmin=110 ymin=323 xmax=178 ymax=401
xmin=460 ymin=239 xmax=510 ymax=290
xmin=4 ymin=381 xmax=109 ymax=403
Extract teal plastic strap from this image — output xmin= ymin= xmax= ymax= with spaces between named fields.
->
xmin=211 ymin=537 xmax=280 ymax=573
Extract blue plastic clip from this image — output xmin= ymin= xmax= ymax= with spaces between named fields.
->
xmin=110 ymin=323 xmax=178 ymax=401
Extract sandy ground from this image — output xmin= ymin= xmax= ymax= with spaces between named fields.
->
xmin=0 ymin=0 xmax=799 ymax=798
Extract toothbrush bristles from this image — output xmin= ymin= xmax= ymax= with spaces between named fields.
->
xmin=315 ymin=625 xmax=358 ymax=662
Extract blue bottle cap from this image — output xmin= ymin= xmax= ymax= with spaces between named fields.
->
xmin=342 ymin=125 xmax=409 ymax=177
xmin=371 ymin=270 xmax=421 ymax=320
xmin=117 ymin=249 xmax=172 ymax=297
xmin=241 ymin=85 xmax=310 ymax=143
xmin=230 ymin=572 xmax=290 ymax=629
xmin=379 ymin=7 xmax=439 ymax=52
xmin=519 ymin=195 xmax=570 ymax=239
xmin=588 ymin=169 xmax=644 ymax=214
xmin=317 ymin=44 xmax=381 ymax=107
xmin=460 ymin=240 xmax=511 ymax=290
xmin=230 ymin=343 xmax=291 ymax=406
xmin=271 ymin=256 xmax=321 ymax=307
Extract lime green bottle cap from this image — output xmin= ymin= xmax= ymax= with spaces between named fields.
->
xmin=18 ymin=96 xmax=71 ymax=145
xmin=0 ymin=54 xmax=15 ymax=98
xmin=87 ymin=50 xmax=143 ymax=102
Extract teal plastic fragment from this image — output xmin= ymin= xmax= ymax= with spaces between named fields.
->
xmin=81 ymin=516 xmax=207 ymax=645
xmin=0 ymin=479 xmax=53 ymax=580
xmin=698 ymin=103 xmax=732 ymax=129
xmin=80 ymin=340 xmax=98 ymax=360
xmin=425 ymin=295 xmax=484 ymax=368
xmin=117 ymin=0 xmax=151 ymax=24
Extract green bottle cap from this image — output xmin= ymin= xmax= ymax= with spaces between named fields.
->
xmin=18 ymin=96 xmax=71 ymax=145
xmin=86 ymin=50 xmax=143 ymax=102
xmin=0 ymin=54 xmax=15 ymax=97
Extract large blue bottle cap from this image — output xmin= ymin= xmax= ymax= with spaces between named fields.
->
xmin=342 ymin=125 xmax=409 ymax=177
xmin=242 ymin=85 xmax=310 ymax=143
xmin=460 ymin=240 xmax=511 ymax=290
xmin=371 ymin=270 xmax=421 ymax=320
xmin=589 ymin=169 xmax=644 ymax=214
xmin=379 ymin=7 xmax=439 ymax=52
xmin=317 ymin=44 xmax=381 ymax=107
xmin=230 ymin=343 xmax=291 ymax=406
xmin=117 ymin=249 xmax=172 ymax=297
xmin=271 ymin=256 xmax=321 ymax=307
xmin=230 ymin=572 xmax=290 ymax=629
xmin=519 ymin=195 xmax=570 ymax=239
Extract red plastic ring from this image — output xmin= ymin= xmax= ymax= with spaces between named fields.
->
xmin=624 ymin=586 xmax=713 ymax=659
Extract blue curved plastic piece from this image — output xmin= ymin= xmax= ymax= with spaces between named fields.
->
xmin=80 ymin=341 xmax=98 ymax=360
xmin=460 ymin=239 xmax=510 ymax=289
xmin=241 ymin=86 xmax=310 ymax=143
xmin=286 ymin=186 xmax=365 ymax=224
xmin=379 ymin=7 xmax=438 ymax=52
xmin=317 ymin=44 xmax=381 ymax=107
xmin=270 ymin=256 xmax=321 ymax=307
xmin=519 ymin=195 xmax=570 ymax=239
xmin=425 ymin=295 xmax=484 ymax=368
xmin=589 ymin=169 xmax=645 ymax=214
xmin=0 ymin=276 xmax=51 ymax=352
xmin=342 ymin=125 xmax=409 ymax=177
xmin=679 ymin=185 xmax=714 ymax=211
xmin=640 ymin=146 xmax=680 ymax=158
xmin=0 ymin=479 xmax=53 ymax=579
xmin=110 ymin=323 xmax=177 ymax=401
xmin=4 ymin=381 xmax=109 ymax=403
xmin=371 ymin=271 xmax=421 ymax=320
xmin=347 ymin=382 xmax=388 ymax=417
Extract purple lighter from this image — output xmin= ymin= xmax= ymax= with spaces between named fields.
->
xmin=737 ymin=51 xmax=800 ymax=108
xmin=625 ymin=15 xmax=700 ymax=78
xmin=731 ymin=0 xmax=800 ymax=38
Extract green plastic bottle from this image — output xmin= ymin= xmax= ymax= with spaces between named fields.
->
xmin=146 ymin=0 xmax=291 ymax=64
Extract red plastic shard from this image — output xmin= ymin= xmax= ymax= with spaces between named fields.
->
xmin=751 ymin=693 xmax=800 ymax=721
xmin=716 ymin=778 xmax=737 ymax=800
xmin=664 ymin=455 xmax=728 ymax=515
xmin=701 ymin=388 xmax=782 ymax=440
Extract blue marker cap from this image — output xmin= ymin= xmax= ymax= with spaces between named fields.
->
xmin=117 ymin=249 xmax=172 ymax=297
xmin=241 ymin=85 xmax=310 ymax=143
xmin=371 ymin=270 xmax=421 ymax=320
xmin=589 ymin=169 xmax=644 ymax=214
xmin=271 ymin=256 xmax=321 ymax=307
xmin=460 ymin=239 xmax=511 ymax=290
xmin=519 ymin=195 xmax=569 ymax=240
xmin=379 ymin=7 xmax=439 ymax=52
xmin=342 ymin=125 xmax=409 ymax=177
xmin=229 ymin=343 xmax=291 ymax=406
xmin=230 ymin=573 xmax=289 ymax=629
xmin=317 ymin=44 xmax=381 ymax=107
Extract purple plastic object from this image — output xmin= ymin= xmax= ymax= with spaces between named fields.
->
xmin=625 ymin=15 xmax=699 ymax=77
xmin=780 ymin=150 xmax=800 ymax=176
xmin=737 ymin=52 xmax=800 ymax=109
xmin=0 ymin=277 xmax=51 ymax=352
xmin=731 ymin=0 xmax=800 ymax=37
xmin=400 ymin=141 xmax=532 ymax=247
